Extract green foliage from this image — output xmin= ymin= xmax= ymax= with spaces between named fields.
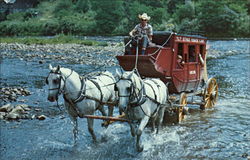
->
xmin=53 ymin=0 xmax=74 ymax=17
xmin=6 ymin=12 xmax=26 ymax=21
xmin=75 ymin=0 xmax=91 ymax=13
xmin=92 ymin=0 xmax=125 ymax=35
xmin=0 ymin=0 xmax=249 ymax=38
xmin=173 ymin=2 xmax=195 ymax=24
xmin=42 ymin=19 xmax=60 ymax=36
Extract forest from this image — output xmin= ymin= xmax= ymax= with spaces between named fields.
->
xmin=0 ymin=0 xmax=249 ymax=38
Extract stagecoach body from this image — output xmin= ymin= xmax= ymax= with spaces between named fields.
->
xmin=116 ymin=31 xmax=218 ymax=123
xmin=117 ymin=31 xmax=207 ymax=93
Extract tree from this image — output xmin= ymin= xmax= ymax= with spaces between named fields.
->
xmin=196 ymin=0 xmax=249 ymax=37
xmin=91 ymin=0 xmax=124 ymax=35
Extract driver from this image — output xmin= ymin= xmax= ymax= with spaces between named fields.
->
xmin=129 ymin=13 xmax=153 ymax=55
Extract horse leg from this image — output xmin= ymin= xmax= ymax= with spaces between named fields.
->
xmin=69 ymin=116 xmax=78 ymax=146
xmin=99 ymin=105 xmax=111 ymax=127
xmin=87 ymin=118 xmax=97 ymax=142
xmin=129 ymin=123 xmax=136 ymax=137
xmin=136 ymin=116 xmax=150 ymax=152
xmin=151 ymin=116 xmax=157 ymax=133
xmin=119 ymin=107 xmax=123 ymax=115
xmin=108 ymin=105 xmax=114 ymax=117
xmin=156 ymin=105 xmax=166 ymax=134
xmin=65 ymin=102 xmax=79 ymax=145
xmin=98 ymin=105 xmax=107 ymax=116
xmin=104 ymin=105 xmax=114 ymax=127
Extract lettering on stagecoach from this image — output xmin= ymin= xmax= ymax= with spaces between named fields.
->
xmin=176 ymin=36 xmax=205 ymax=43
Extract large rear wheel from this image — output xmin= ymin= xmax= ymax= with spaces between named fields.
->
xmin=177 ymin=92 xmax=187 ymax=122
xmin=200 ymin=77 xmax=218 ymax=110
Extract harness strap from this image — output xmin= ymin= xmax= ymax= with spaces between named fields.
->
xmin=88 ymin=79 xmax=103 ymax=103
xmin=73 ymin=77 xmax=86 ymax=103
xmin=63 ymin=94 xmax=84 ymax=118
xmin=130 ymin=83 xmax=147 ymax=107
xmin=144 ymin=81 xmax=157 ymax=102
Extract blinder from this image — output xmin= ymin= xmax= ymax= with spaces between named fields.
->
xmin=115 ymin=78 xmax=134 ymax=98
xmin=45 ymin=70 xmax=62 ymax=85
xmin=114 ymin=84 xmax=118 ymax=91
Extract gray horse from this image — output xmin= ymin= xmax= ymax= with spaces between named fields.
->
xmin=115 ymin=69 xmax=169 ymax=152
xmin=46 ymin=65 xmax=117 ymax=144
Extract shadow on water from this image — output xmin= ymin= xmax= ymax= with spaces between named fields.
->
xmin=1 ymin=40 xmax=250 ymax=160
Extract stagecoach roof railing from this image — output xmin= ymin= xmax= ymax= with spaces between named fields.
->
xmin=147 ymin=32 xmax=174 ymax=56
xmin=177 ymin=30 xmax=207 ymax=39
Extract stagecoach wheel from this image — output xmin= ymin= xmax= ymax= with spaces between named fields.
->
xmin=177 ymin=92 xmax=187 ymax=122
xmin=200 ymin=77 xmax=218 ymax=110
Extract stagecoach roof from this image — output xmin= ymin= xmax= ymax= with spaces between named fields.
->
xmin=154 ymin=31 xmax=207 ymax=40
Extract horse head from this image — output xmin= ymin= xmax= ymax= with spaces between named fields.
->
xmin=46 ymin=64 xmax=64 ymax=102
xmin=115 ymin=70 xmax=136 ymax=112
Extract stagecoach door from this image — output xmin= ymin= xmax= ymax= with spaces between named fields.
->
xmin=173 ymin=43 xmax=201 ymax=92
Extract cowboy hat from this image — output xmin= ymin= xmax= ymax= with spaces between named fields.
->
xmin=138 ymin=13 xmax=151 ymax=21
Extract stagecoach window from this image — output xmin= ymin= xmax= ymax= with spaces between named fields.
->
xmin=188 ymin=45 xmax=196 ymax=62
xmin=200 ymin=45 xmax=204 ymax=56
xmin=177 ymin=43 xmax=183 ymax=56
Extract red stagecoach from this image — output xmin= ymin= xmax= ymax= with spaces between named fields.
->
xmin=116 ymin=31 xmax=218 ymax=123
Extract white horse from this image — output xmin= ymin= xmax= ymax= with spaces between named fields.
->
xmin=46 ymin=65 xmax=117 ymax=144
xmin=115 ymin=69 xmax=169 ymax=152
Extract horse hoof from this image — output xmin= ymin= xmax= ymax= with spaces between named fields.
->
xmin=101 ymin=122 xmax=109 ymax=128
xmin=131 ymin=132 xmax=135 ymax=137
xmin=73 ymin=141 xmax=78 ymax=147
xmin=137 ymin=145 xmax=144 ymax=152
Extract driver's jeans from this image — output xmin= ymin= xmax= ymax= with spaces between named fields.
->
xmin=142 ymin=35 xmax=149 ymax=49
xmin=141 ymin=35 xmax=149 ymax=55
xmin=128 ymin=35 xmax=149 ymax=55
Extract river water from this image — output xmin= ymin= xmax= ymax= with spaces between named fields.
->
xmin=0 ymin=40 xmax=250 ymax=160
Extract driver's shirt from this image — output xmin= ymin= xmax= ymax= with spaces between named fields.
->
xmin=133 ymin=23 xmax=153 ymax=37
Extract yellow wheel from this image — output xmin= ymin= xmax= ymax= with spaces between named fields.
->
xmin=177 ymin=92 xmax=187 ymax=122
xmin=200 ymin=77 xmax=218 ymax=110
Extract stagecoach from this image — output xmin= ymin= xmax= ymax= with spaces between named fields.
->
xmin=46 ymin=31 xmax=219 ymax=151
xmin=116 ymin=31 xmax=219 ymax=123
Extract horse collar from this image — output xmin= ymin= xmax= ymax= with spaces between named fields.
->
xmin=72 ymin=77 xmax=87 ymax=103
xmin=130 ymin=83 xmax=147 ymax=107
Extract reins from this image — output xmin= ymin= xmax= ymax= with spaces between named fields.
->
xmin=148 ymin=32 xmax=174 ymax=56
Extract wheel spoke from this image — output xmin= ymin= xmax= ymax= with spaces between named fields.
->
xmin=208 ymin=84 xmax=214 ymax=93
xmin=204 ymin=100 xmax=209 ymax=108
xmin=211 ymin=100 xmax=215 ymax=106
xmin=205 ymin=93 xmax=210 ymax=97
xmin=207 ymin=100 xmax=212 ymax=108
xmin=212 ymin=85 xmax=217 ymax=92
xmin=205 ymin=97 xmax=210 ymax=101
xmin=202 ymin=78 xmax=218 ymax=109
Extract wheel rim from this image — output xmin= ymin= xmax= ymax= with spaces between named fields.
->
xmin=177 ymin=92 xmax=187 ymax=122
xmin=203 ymin=78 xmax=218 ymax=109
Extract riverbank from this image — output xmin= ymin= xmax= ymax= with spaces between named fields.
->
xmin=0 ymin=42 xmax=124 ymax=66
xmin=1 ymin=40 xmax=249 ymax=64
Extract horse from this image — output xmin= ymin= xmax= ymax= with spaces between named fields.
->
xmin=115 ymin=69 xmax=169 ymax=152
xmin=46 ymin=64 xmax=117 ymax=144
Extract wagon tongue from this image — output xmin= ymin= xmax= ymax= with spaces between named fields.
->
xmin=116 ymin=55 xmax=164 ymax=78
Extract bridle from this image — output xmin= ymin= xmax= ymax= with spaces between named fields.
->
xmin=115 ymin=74 xmax=160 ymax=118
xmin=115 ymin=76 xmax=146 ymax=107
xmin=46 ymin=69 xmax=74 ymax=97
xmin=115 ymin=78 xmax=134 ymax=99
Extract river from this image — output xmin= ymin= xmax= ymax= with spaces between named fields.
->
xmin=0 ymin=40 xmax=249 ymax=160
